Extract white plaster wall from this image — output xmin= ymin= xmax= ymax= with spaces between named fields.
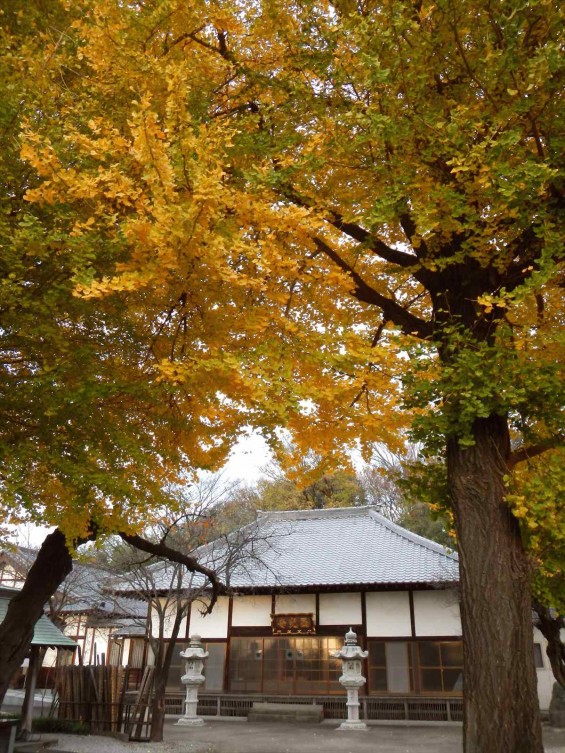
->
xmin=83 ymin=629 xmax=94 ymax=664
xmin=150 ymin=598 xmax=187 ymax=640
xmin=366 ymin=592 xmax=412 ymax=637
xmin=413 ymin=590 xmax=461 ymax=637
xmin=231 ymin=595 xmax=272 ymax=626
xmin=189 ymin=596 xmax=229 ymax=639
xmin=63 ymin=615 xmax=82 ymax=636
xmin=0 ymin=564 xmax=25 ymax=588
xmin=89 ymin=627 xmax=110 ymax=664
xmin=274 ymin=593 xmax=316 ymax=615
xmin=319 ymin=592 xmax=361 ymax=625
xmin=122 ymin=638 xmax=131 ymax=666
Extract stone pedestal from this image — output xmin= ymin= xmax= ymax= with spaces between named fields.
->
xmin=331 ymin=628 xmax=369 ymax=731
xmin=176 ymin=634 xmax=209 ymax=727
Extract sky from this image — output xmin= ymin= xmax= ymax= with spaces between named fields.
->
xmin=220 ymin=429 xmax=274 ymax=482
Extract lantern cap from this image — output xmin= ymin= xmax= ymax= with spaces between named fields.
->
xmin=345 ymin=627 xmax=357 ymax=645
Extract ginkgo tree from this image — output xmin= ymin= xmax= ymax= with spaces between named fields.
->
xmin=3 ymin=1 xmax=564 ymax=752
xmin=0 ymin=0 xmax=278 ymax=702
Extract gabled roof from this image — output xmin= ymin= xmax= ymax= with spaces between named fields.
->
xmin=0 ymin=588 xmax=77 ymax=649
xmin=144 ymin=505 xmax=459 ymax=594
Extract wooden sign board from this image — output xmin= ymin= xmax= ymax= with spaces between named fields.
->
xmin=271 ymin=613 xmax=315 ymax=635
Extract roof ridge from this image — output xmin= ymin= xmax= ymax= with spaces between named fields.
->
xmin=257 ymin=505 xmax=371 ymax=521
xmin=368 ymin=508 xmax=458 ymax=561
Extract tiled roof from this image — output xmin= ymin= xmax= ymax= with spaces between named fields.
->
xmin=0 ymin=547 xmax=147 ymax=619
xmin=110 ymin=623 xmax=147 ymax=638
xmin=208 ymin=506 xmax=459 ymax=589
xmin=136 ymin=506 xmax=459 ymax=594
xmin=0 ymin=589 xmax=77 ymax=649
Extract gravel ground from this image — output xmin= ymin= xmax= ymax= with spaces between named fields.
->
xmin=50 ymin=735 xmax=173 ymax=753
xmin=47 ymin=719 xmax=565 ymax=753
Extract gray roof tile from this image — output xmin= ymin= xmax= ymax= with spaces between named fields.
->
xmin=229 ymin=506 xmax=456 ymax=588
xmin=0 ymin=590 xmax=77 ymax=649
xmin=179 ymin=506 xmax=459 ymax=592
xmin=114 ymin=507 xmax=459 ymax=595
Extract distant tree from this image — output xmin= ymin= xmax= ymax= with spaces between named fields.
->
xmin=100 ymin=474 xmax=277 ymax=741
xmin=252 ymin=442 xmax=366 ymax=511
xmin=358 ymin=445 xmax=453 ymax=547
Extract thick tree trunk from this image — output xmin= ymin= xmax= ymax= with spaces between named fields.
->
xmin=447 ymin=415 xmax=543 ymax=753
xmin=0 ymin=529 xmax=75 ymax=704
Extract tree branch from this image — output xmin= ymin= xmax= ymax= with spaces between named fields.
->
xmin=313 ymin=236 xmax=433 ymax=339
xmin=278 ymin=183 xmax=418 ymax=269
xmin=533 ymin=601 xmax=565 ymax=688
xmin=508 ymin=438 xmax=562 ymax=469
xmin=118 ymin=532 xmax=228 ymax=612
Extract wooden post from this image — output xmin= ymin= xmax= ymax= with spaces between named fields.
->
xmin=19 ymin=645 xmax=41 ymax=740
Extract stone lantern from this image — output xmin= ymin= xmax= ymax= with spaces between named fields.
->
xmin=176 ymin=634 xmax=209 ymax=727
xmin=331 ymin=627 xmax=369 ymax=730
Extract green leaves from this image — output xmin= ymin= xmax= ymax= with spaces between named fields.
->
xmin=403 ymin=324 xmax=565 ymax=452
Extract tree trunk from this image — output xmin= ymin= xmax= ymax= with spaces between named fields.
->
xmin=149 ymin=673 xmax=167 ymax=743
xmin=0 ymin=529 xmax=75 ymax=705
xmin=533 ymin=602 xmax=565 ymax=688
xmin=447 ymin=415 xmax=543 ymax=753
xmin=149 ymin=621 xmax=184 ymax=742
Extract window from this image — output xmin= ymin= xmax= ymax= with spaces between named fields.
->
xmin=108 ymin=640 xmax=122 ymax=667
xmin=368 ymin=642 xmax=412 ymax=694
xmin=229 ymin=638 xmax=262 ymax=692
xmin=533 ymin=643 xmax=544 ymax=669
xmin=368 ymin=641 xmax=387 ymax=692
xmin=166 ymin=640 xmax=190 ymax=693
xmin=228 ymin=636 xmax=342 ymax=695
xmin=418 ymin=641 xmax=463 ymax=694
xmin=367 ymin=640 xmax=462 ymax=695
xmin=166 ymin=640 xmax=226 ymax=693
xmin=202 ymin=643 xmax=226 ymax=692
xmin=128 ymin=638 xmax=145 ymax=668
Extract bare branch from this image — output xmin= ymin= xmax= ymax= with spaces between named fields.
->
xmin=118 ymin=532 xmax=227 ymax=612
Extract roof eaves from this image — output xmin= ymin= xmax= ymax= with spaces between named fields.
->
xmin=367 ymin=508 xmax=459 ymax=561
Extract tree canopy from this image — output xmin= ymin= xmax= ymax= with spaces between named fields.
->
xmin=1 ymin=0 xmax=265 ymax=541
xmin=2 ymin=1 xmax=564 ymax=750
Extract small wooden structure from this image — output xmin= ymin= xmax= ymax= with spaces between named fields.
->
xmin=0 ymin=587 xmax=77 ymax=740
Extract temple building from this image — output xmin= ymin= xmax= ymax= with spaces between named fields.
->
xmin=2 ymin=506 xmax=555 ymax=720
xmin=132 ymin=506 xmax=554 ymax=717
xmin=165 ymin=506 xmax=461 ymax=700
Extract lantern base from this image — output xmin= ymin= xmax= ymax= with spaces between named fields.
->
xmin=176 ymin=717 xmax=205 ymax=727
xmin=337 ymin=721 xmax=368 ymax=731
